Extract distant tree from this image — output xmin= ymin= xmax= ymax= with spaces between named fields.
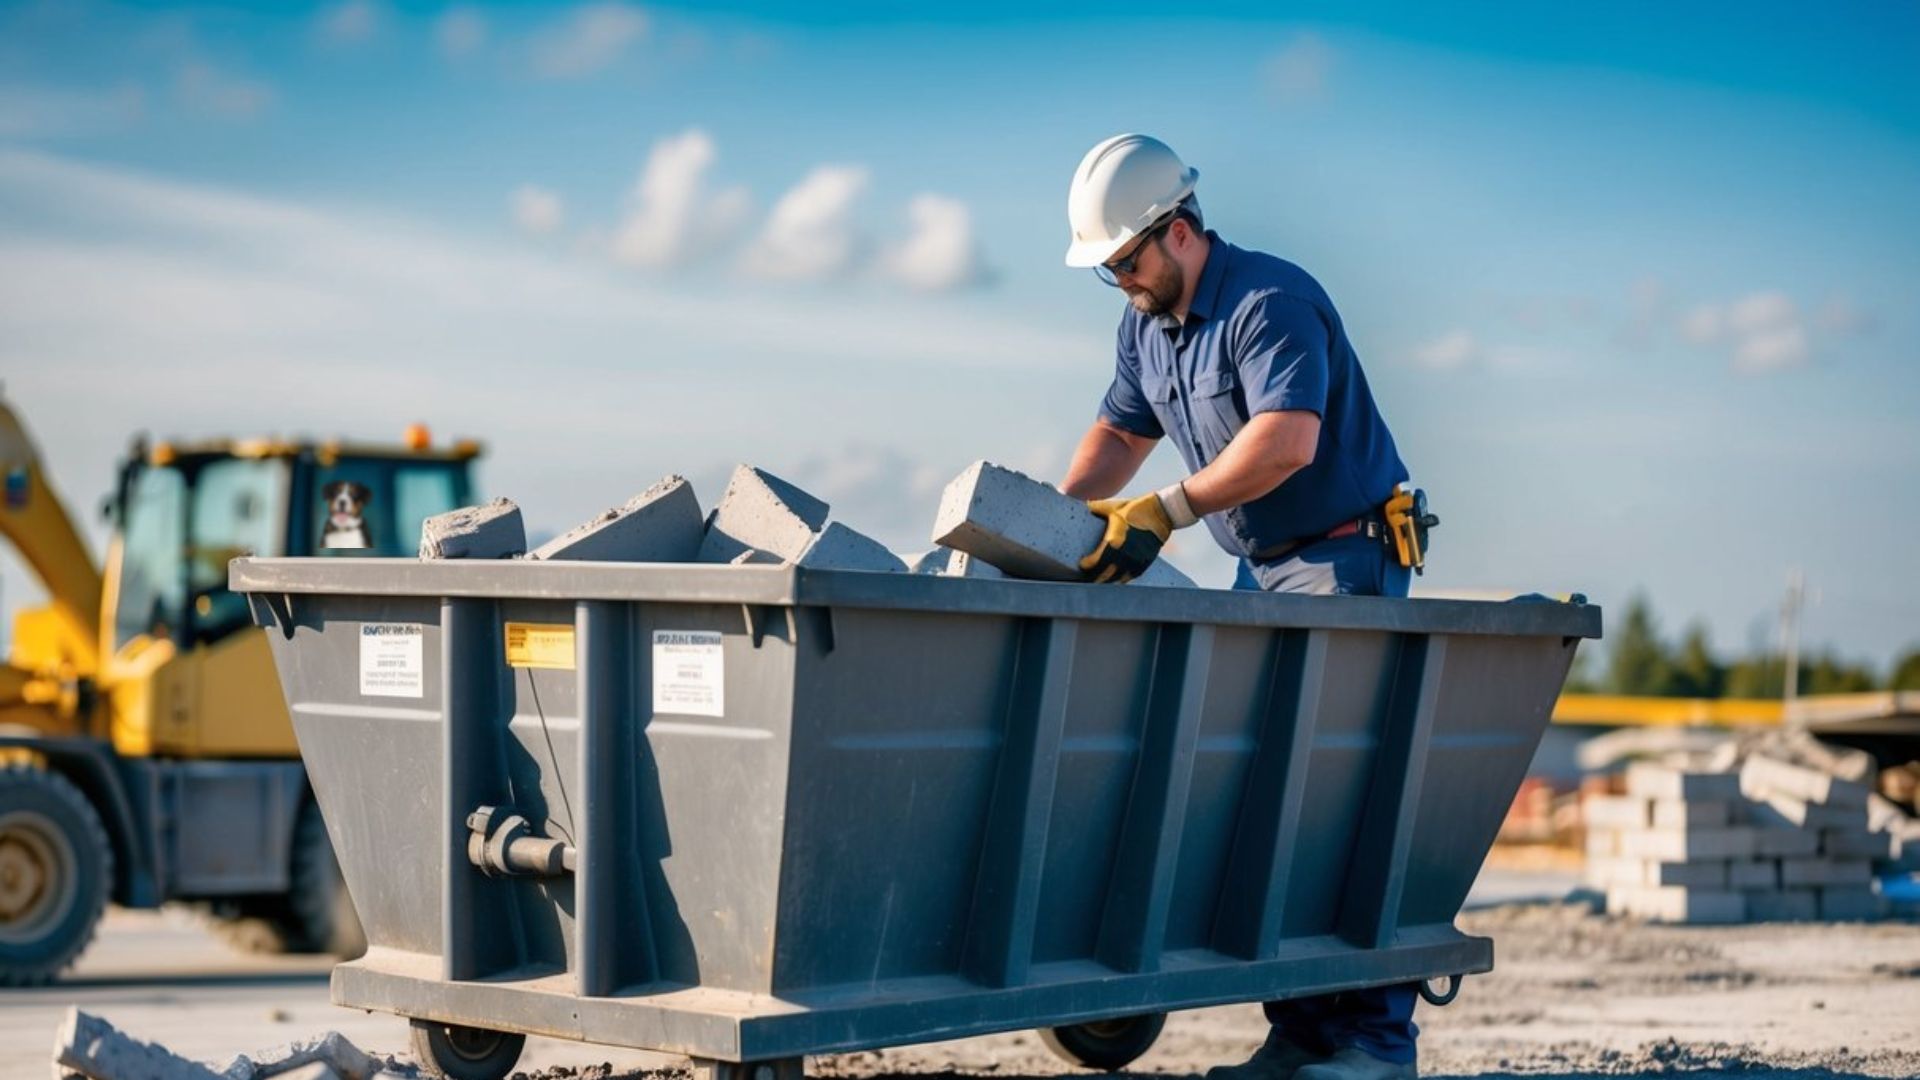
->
xmin=1606 ymin=594 xmax=1677 ymax=696
xmin=1725 ymin=654 xmax=1785 ymax=699
xmin=1669 ymin=622 xmax=1725 ymax=698
xmin=1892 ymin=648 xmax=1920 ymax=691
xmin=1800 ymin=652 xmax=1878 ymax=695
xmin=1564 ymin=647 xmax=1600 ymax=693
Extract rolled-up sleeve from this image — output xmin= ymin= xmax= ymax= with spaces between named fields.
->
xmin=1235 ymin=293 xmax=1330 ymax=418
xmin=1097 ymin=320 xmax=1164 ymax=438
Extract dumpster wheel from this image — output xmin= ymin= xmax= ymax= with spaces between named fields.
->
xmin=408 ymin=1018 xmax=526 ymax=1080
xmin=1039 ymin=1012 xmax=1168 ymax=1071
xmin=1418 ymin=974 xmax=1463 ymax=1006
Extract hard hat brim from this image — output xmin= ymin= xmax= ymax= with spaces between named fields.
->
xmin=1064 ymin=233 xmax=1130 ymax=269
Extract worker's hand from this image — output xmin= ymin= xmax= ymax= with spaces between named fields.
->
xmin=1079 ymin=492 xmax=1176 ymax=584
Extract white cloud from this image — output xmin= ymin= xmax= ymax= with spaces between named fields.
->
xmin=1677 ymin=290 xmax=1844 ymax=375
xmin=317 ymin=0 xmax=381 ymax=45
xmin=1679 ymin=304 xmax=1724 ymax=345
xmin=1411 ymin=330 xmax=1478 ymax=371
xmin=611 ymin=129 xmax=748 ymax=268
xmin=512 ymin=185 xmax=564 ymax=236
xmin=1733 ymin=324 xmax=1809 ymax=374
xmin=176 ymin=62 xmax=272 ymax=118
xmin=740 ymin=166 xmax=869 ymax=282
xmin=435 ymin=7 xmax=488 ymax=57
xmin=1263 ymin=32 xmax=1334 ymax=103
xmin=530 ymin=3 xmax=648 ymax=78
xmin=883 ymin=194 xmax=986 ymax=292
xmin=0 ymin=84 xmax=144 ymax=137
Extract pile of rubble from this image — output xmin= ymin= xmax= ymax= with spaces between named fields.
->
xmin=418 ymin=460 xmax=1197 ymax=587
xmin=1583 ymin=731 xmax=1920 ymax=924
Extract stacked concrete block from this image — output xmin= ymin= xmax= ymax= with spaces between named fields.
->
xmin=908 ymin=547 xmax=1006 ymax=579
xmin=695 ymin=465 xmax=904 ymax=573
xmin=1587 ymin=754 xmax=1904 ymax=924
xmin=930 ymin=461 xmax=1198 ymax=586
xmin=418 ymin=498 xmax=526 ymax=559
xmin=529 ymin=475 xmax=703 ymax=562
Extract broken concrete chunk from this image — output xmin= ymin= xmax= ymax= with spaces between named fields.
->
xmin=796 ymin=522 xmax=907 ymax=572
xmin=1131 ymin=559 xmax=1197 ymax=588
xmin=909 ymin=547 xmax=1006 ymax=579
xmin=698 ymin=465 xmax=831 ymax=565
xmin=931 ymin=461 xmax=1111 ymax=581
xmin=53 ymin=1008 xmax=224 ymax=1080
xmin=418 ymin=498 xmax=525 ymax=559
xmin=530 ymin=475 xmax=703 ymax=563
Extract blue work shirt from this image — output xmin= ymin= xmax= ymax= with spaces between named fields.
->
xmin=1098 ymin=233 xmax=1408 ymax=558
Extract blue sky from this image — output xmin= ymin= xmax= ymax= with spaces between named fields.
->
xmin=2 ymin=0 xmax=1916 ymax=671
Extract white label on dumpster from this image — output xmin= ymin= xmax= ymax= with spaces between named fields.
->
xmin=359 ymin=622 xmax=424 ymax=698
xmin=652 ymin=630 xmax=724 ymax=717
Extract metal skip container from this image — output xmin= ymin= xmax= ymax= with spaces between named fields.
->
xmin=233 ymin=558 xmax=1600 ymax=1079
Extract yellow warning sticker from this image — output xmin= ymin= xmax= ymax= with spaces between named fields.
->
xmin=504 ymin=622 xmax=575 ymax=670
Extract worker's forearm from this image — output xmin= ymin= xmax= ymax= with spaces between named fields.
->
xmin=1179 ymin=412 xmax=1319 ymax=517
xmin=1061 ymin=423 xmax=1152 ymax=499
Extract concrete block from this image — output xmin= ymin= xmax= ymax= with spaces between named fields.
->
xmin=908 ymin=547 xmax=1006 ymax=579
xmin=795 ymin=522 xmax=907 ymax=573
xmin=1868 ymin=793 xmax=1906 ymax=833
xmin=529 ymin=475 xmax=703 ymax=563
xmin=52 ymin=1008 xmax=224 ymax=1080
xmin=418 ymin=498 xmax=525 ymax=559
xmin=1742 ymin=756 xmax=1870 ymax=809
xmin=1752 ymin=824 xmax=1821 ymax=857
xmin=931 ymin=461 xmax=1103 ymax=581
xmin=1620 ymin=826 xmax=1756 ymax=861
xmin=699 ymin=465 xmax=831 ymax=565
xmin=1747 ymin=888 xmax=1818 ymax=922
xmin=1780 ymin=857 xmax=1872 ymax=887
xmin=1626 ymin=763 xmax=1742 ymax=802
xmin=1818 ymin=886 xmax=1882 ymax=921
xmin=1612 ymin=885 xmax=1745 ymax=924
xmin=1822 ymin=828 xmax=1893 ymax=859
xmin=1584 ymin=795 xmax=1650 ymax=831
xmin=1583 ymin=855 xmax=1647 ymax=887
xmin=1727 ymin=859 xmax=1779 ymax=890
xmin=1646 ymin=859 xmax=1728 ymax=889
xmin=1651 ymin=799 xmax=1731 ymax=829
xmin=1132 ymin=558 xmax=1198 ymax=587
xmin=1585 ymin=827 xmax=1623 ymax=857
xmin=1749 ymin=793 xmax=1868 ymax=831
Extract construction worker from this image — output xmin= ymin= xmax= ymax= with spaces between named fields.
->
xmin=1059 ymin=134 xmax=1419 ymax=1080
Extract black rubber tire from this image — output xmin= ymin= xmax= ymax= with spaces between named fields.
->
xmin=0 ymin=765 xmax=113 ymax=986
xmin=287 ymin=796 xmax=365 ymax=959
xmin=408 ymin=1018 xmax=527 ymax=1080
xmin=1038 ymin=1012 xmax=1168 ymax=1071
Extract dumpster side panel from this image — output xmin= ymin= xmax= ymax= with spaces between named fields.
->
xmin=1398 ymin=634 xmax=1580 ymax=927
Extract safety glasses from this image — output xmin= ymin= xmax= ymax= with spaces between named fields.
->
xmin=1094 ymin=216 xmax=1174 ymax=287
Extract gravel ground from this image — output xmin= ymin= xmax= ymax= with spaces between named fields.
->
xmin=14 ymin=902 xmax=1919 ymax=1079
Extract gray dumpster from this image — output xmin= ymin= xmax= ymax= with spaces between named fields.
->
xmin=233 ymin=559 xmax=1599 ymax=1080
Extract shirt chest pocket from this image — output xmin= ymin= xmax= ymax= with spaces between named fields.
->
xmin=1186 ymin=367 xmax=1246 ymax=456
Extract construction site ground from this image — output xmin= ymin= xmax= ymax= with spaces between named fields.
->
xmin=8 ymin=865 xmax=1918 ymax=1080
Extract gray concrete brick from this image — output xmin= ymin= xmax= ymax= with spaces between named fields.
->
xmin=1610 ymin=885 xmax=1745 ymax=924
xmin=908 ymin=547 xmax=1006 ymax=579
xmin=53 ymin=1008 xmax=225 ymax=1080
xmin=1584 ymin=795 xmax=1650 ymax=830
xmin=1821 ymin=828 xmax=1893 ymax=859
xmin=1746 ymin=888 xmax=1817 ymax=922
xmin=1583 ymin=855 xmax=1645 ymax=887
xmin=698 ymin=465 xmax=831 ymax=565
xmin=1620 ymin=826 xmax=1757 ymax=861
xmin=1752 ymin=824 xmax=1821 ymax=858
xmin=1742 ymin=756 xmax=1870 ymax=809
xmin=1727 ymin=859 xmax=1779 ymax=889
xmin=1818 ymin=886 xmax=1882 ymax=921
xmin=418 ymin=497 xmax=525 ymax=559
xmin=1651 ymin=799 xmax=1731 ymax=829
xmin=530 ymin=475 xmax=703 ymax=563
xmin=1131 ymin=559 xmax=1198 ymax=588
xmin=931 ymin=461 xmax=1103 ymax=581
xmin=1625 ymin=763 xmax=1742 ymax=802
xmin=795 ymin=522 xmax=907 ymax=572
xmin=1646 ymin=859 xmax=1728 ymax=889
xmin=1779 ymin=857 xmax=1872 ymax=887
xmin=1749 ymin=793 xmax=1868 ymax=831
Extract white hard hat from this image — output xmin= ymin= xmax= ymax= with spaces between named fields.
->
xmin=1064 ymin=134 xmax=1199 ymax=268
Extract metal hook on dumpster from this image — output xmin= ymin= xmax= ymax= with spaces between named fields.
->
xmin=1417 ymin=973 xmax=1462 ymax=1006
xmin=465 ymin=805 xmax=576 ymax=878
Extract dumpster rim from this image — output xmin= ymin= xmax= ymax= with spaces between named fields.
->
xmin=231 ymin=557 xmax=1600 ymax=639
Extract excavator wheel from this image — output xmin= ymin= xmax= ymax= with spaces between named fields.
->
xmin=0 ymin=765 xmax=112 ymax=986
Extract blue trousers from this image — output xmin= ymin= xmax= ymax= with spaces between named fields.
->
xmin=1233 ymin=534 xmax=1419 ymax=1066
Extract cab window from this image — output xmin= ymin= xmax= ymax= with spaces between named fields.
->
xmin=188 ymin=459 xmax=289 ymax=639
xmin=114 ymin=466 xmax=187 ymax=651
xmin=314 ymin=460 xmax=469 ymax=556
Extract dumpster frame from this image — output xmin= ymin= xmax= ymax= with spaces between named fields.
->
xmin=234 ymin=558 xmax=1600 ymax=1066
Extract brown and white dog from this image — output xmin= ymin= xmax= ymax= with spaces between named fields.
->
xmin=321 ymin=481 xmax=373 ymax=549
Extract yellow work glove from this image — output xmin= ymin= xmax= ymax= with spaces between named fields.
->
xmin=1079 ymin=483 xmax=1198 ymax=584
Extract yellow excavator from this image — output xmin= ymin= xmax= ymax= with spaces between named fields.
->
xmin=0 ymin=387 xmax=481 ymax=983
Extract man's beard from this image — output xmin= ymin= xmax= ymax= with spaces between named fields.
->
xmin=1126 ymin=260 xmax=1185 ymax=317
